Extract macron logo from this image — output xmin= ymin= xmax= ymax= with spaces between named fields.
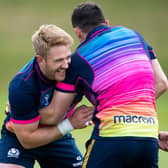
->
xmin=114 ymin=115 xmax=155 ymax=124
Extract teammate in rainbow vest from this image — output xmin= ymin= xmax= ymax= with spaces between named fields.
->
xmin=53 ymin=2 xmax=168 ymax=168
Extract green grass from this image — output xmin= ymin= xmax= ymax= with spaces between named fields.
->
xmin=0 ymin=0 xmax=168 ymax=167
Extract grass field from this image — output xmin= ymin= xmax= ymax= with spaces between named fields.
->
xmin=0 ymin=0 xmax=168 ymax=167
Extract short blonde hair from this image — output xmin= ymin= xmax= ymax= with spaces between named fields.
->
xmin=32 ymin=24 xmax=73 ymax=58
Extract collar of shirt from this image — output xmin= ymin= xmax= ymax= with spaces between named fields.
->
xmin=76 ymin=25 xmax=109 ymax=49
xmin=86 ymin=25 xmax=109 ymax=41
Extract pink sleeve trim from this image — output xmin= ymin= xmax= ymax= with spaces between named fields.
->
xmin=56 ymin=82 xmax=75 ymax=92
xmin=11 ymin=115 xmax=41 ymax=124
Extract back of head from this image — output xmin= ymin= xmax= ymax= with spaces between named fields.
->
xmin=32 ymin=24 xmax=73 ymax=58
xmin=71 ymin=2 xmax=106 ymax=33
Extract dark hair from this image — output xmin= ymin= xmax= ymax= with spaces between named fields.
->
xmin=71 ymin=2 xmax=106 ymax=33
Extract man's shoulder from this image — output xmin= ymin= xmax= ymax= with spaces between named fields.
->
xmin=9 ymin=58 xmax=37 ymax=90
xmin=9 ymin=68 xmax=37 ymax=95
xmin=9 ymin=75 xmax=33 ymax=93
xmin=71 ymin=51 xmax=90 ymax=70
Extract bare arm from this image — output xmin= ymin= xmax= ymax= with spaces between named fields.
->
xmin=12 ymin=104 xmax=94 ymax=149
xmin=152 ymin=59 xmax=168 ymax=151
xmin=12 ymin=120 xmax=63 ymax=149
xmin=6 ymin=91 xmax=77 ymax=127
xmin=151 ymin=59 xmax=168 ymax=99
xmin=39 ymin=90 xmax=76 ymax=125
xmin=7 ymin=90 xmax=94 ymax=149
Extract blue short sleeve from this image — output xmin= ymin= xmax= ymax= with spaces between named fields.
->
xmin=9 ymin=78 xmax=40 ymax=124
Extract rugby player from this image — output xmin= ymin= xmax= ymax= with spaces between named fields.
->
xmin=52 ymin=2 xmax=168 ymax=168
xmin=0 ymin=24 xmax=93 ymax=168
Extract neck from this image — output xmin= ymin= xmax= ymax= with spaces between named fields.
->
xmin=79 ymin=33 xmax=87 ymax=43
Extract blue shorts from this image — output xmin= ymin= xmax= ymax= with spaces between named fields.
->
xmin=83 ymin=137 xmax=159 ymax=168
xmin=0 ymin=132 xmax=83 ymax=168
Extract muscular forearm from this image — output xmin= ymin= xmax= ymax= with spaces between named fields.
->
xmin=12 ymin=105 xmax=93 ymax=149
xmin=13 ymin=119 xmax=74 ymax=149
xmin=39 ymin=90 xmax=76 ymax=125
xmin=17 ymin=125 xmax=63 ymax=149
xmin=39 ymin=105 xmax=65 ymax=125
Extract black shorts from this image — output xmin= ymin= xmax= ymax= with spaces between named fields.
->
xmin=0 ymin=133 xmax=83 ymax=168
xmin=83 ymin=137 xmax=159 ymax=168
